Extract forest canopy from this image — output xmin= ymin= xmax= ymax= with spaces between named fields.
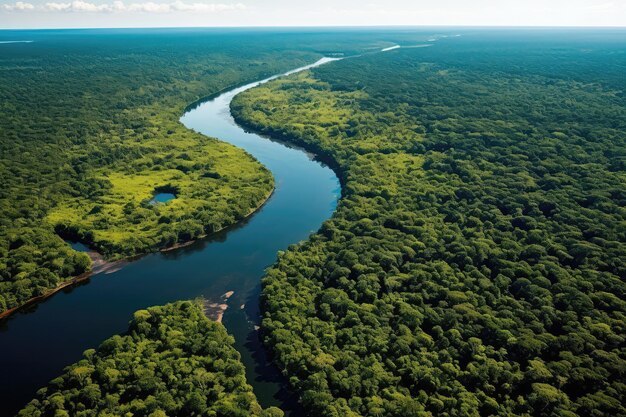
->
xmin=231 ymin=30 xmax=626 ymax=417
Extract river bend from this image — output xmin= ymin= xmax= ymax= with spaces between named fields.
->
xmin=0 ymin=58 xmax=340 ymax=416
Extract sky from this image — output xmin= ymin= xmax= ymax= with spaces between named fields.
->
xmin=1 ymin=0 xmax=625 ymax=29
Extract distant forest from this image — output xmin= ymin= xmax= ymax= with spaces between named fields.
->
xmin=232 ymin=30 xmax=626 ymax=416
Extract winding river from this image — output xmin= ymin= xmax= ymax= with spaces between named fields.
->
xmin=0 ymin=58 xmax=340 ymax=417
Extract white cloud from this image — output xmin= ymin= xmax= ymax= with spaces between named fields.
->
xmin=126 ymin=2 xmax=170 ymax=12
xmin=1 ymin=1 xmax=34 ymax=10
xmin=170 ymin=1 xmax=244 ymax=12
xmin=1 ymin=0 xmax=245 ymax=13
xmin=45 ymin=0 xmax=113 ymax=11
xmin=2 ymin=0 xmax=625 ymax=26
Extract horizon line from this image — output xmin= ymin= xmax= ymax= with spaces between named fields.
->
xmin=2 ymin=24 xmax=626 ymax=31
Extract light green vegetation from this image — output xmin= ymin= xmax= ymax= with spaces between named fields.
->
xmin=18 ymin=301 xmax=284 ymax=417
xmin=47 ymin=133 xmax=273 ymax=257
xmin=232 ymin=30 xmax=626 ymax=417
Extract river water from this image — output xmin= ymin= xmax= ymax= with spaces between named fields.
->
xmin=0 ymin=58 xmax=340 ymax=416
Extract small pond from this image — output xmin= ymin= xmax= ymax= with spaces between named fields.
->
xmin=65 ymin=241 xmax=91 ymax=252
xmin=150 ymin=192 xmax=176 ymax=204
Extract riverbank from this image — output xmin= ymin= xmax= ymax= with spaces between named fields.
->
xmin=160 ymin=187 xmax=275 ymax=253
xmin=233 ymin=112 xmax=347 ymax=192
xmin=202 ymin=290 xmax=235 ymax=322
xmin=0 ymin=186 xmax=275 ymax=322
xmin=0 ymin=251 xmax=125 ymax=320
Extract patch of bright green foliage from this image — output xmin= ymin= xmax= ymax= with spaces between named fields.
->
xmin=46 ymin=134 xmax=274 ymax=257
xmin=18 ymin=300 xmax=284 ymax=417
xmin=232 ymin=29 xmax=626 ymax=417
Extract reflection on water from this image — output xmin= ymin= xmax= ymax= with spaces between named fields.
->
xmin=65 ymin=240 xmax=91 ymax=252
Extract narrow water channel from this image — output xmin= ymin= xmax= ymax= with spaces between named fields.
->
xmin=0 ymin=58 xmax=340 ymax=416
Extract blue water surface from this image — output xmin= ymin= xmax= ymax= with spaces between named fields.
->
xmin=150 ymin=192 xmax=176 ymax=204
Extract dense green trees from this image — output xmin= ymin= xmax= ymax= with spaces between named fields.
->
xmin=18 ymin=301 xmax=284 ymax=417
xmin=232 ymin=31 xmax=626 ymax=416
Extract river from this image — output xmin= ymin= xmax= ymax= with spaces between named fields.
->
xmin=0 ymin=57 xmax=340 ymax=416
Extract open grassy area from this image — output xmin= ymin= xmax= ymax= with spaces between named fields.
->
xmin=46 ymin=126 xmax=274 ymax=258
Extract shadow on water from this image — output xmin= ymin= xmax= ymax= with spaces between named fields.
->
xmin=0 ymin=57 xmax=340 ymax=417
xmin=239 ymin=283 xmax=305 ymax=414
